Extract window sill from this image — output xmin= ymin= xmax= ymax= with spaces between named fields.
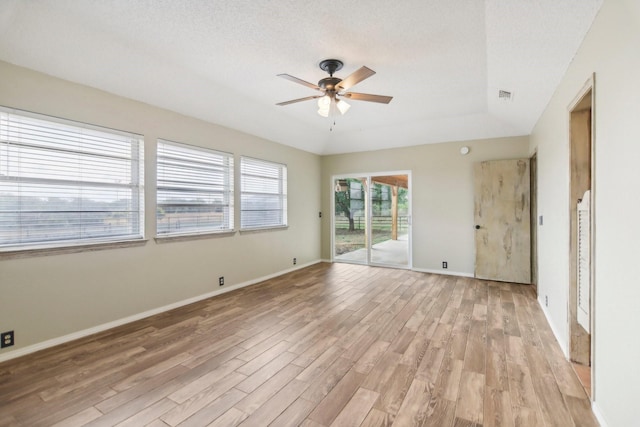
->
xmin=0 ymin=239 xmax=148 ymax=260
xmin=154 ymin=230 xmax=236 ymax=243
xmin=239 ymin=225 xmax=289 ymax=234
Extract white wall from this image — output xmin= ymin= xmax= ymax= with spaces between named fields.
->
xmin=530 ymin=0 xmax=640 ymax=425
xmin=0 ymin=61 xmax=322 ymax=359
xmin=321 ymin=136 xmax=530 ymax=274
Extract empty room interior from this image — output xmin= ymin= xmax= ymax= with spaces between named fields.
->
xmin=0 ymin=1 xmax=638 ymax=426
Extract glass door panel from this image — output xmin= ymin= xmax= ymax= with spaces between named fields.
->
xmin=333 ymin=177 xmax=368 ymax=264
xmin=370 ymin=175 xmax=409 ymax=267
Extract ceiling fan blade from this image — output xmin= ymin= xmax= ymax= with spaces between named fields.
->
xmin=336 ymin=66 xmax=376 ymax=91
xmin=342 ymin=92 xmax=393 ymax=104
xmin=277 ymin=74 xmax=321 ymax=90
xmin=276 ymin=95 xmax=322 ymax=106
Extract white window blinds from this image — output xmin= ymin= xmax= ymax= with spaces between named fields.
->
xmin=0 ymin=107 xmax=144 ymax=250
xmin=157 ymin=139 xmax=234 ymax=236
xmin=240 ymin=156 xmax=287 ymax=229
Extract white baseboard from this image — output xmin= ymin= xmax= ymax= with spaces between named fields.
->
xmin=591 ymin=401 xmax=609 ymax=427
xmin=411 ymin=267 xmax=474 ymax=278
xmin=538 ymin=298 xmax=569 ymax=358
xmin=0 ymin=259 xmax=322 ymax=364
xmin=324 ymin=260 xmax=473 ymax=277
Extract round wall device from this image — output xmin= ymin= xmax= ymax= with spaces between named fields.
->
xmin=460 ymin=146 xmax=470 ymax=155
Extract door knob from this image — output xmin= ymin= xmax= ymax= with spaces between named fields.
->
xmin=475 ymin=225 xmax=481 ymax=230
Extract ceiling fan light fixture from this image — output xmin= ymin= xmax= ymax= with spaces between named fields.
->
xmin=317 ymin=107 xmax=329 ymax=117
xmin=317 ymin=95 xmax=331 ymax=108
xmin=277 ymin=59 xmax=392 ymax=125
xmin=336 ymin=99 xmax=350 ymax=115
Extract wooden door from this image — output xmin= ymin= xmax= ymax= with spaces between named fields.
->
xmin=474 ymin=159 xmax=531 ymax=283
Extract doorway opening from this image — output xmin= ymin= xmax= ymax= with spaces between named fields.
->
xmin=568 ymin=78 xmax=594 ymax=398
xmin=332 ymin=173 xmax=411 ymax=268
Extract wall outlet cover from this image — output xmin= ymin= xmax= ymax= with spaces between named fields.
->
xmin=1 ymin=331 xmax=14 ymax=348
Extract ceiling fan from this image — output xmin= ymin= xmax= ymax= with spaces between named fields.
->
xmin=276 ymin=59 xmax=393 ymax=118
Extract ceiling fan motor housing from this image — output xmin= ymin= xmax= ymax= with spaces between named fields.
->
xmin=318 ymin=59 xmax=344 ymax=93
xmin=318 ymin=77 xmax=342 ymax=92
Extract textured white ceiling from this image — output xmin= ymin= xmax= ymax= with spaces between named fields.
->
xmin=0 ymin=0 xmax=602 ymax=154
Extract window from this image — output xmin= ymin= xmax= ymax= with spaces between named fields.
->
xmin=157 ymin=139 xmax=233 ymax=236
xmin=0 ymin=107 xmax=144 ymax=251
xmin=240 ymin=156 xmax=287 ymax=229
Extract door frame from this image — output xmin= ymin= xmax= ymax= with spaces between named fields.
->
xmin=567 ymin=74 xmax=596 ymax=400
xmin=530 ymin=151 xmax=538 ymax=293
xmin=330 ymin=170 xmax=412 ymax=269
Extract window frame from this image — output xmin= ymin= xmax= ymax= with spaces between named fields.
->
xmin=156 ymin=138 xmax=234 ymax=238
xmin=240 ymin=156 xmax=288 ymax=231
xmin=0 ymin=106 xmax=145 ymax=253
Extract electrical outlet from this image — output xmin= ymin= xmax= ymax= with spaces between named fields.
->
xmin=318 ymin=212 xmax=322 ymax=218
xmin=442 ymin=261 xmax=448 ymax=269
xmin=219 ymin=276 xmax=224 ymax=286
xmin=1 ymin=331 xmax=14 ymax=348
xmin=545 ymin=295 xmax=549 ymax=307
xmin=293 ymin=258 xmax=297 ymax=265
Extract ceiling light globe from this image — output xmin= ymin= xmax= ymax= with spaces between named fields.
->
xmin=336 ymin=99 xmax=351 ymax=115
xmin=317 ymin=95 xmax=331 ymax=108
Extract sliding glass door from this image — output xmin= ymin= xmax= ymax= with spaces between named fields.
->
xmin=333 ymin=173 xmax=410 ymax=268
xmin=370 ymin=175 xmax=410 ymax=266
xmin=333 ymin=176 xmax=368 ymax=264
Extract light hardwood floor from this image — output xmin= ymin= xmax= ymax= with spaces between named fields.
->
xmin=0 ymin=263 xmax=598 ymax=426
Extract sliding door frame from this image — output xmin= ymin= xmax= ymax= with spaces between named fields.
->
xmin=330 ymin=170 xmax=412 ymax=269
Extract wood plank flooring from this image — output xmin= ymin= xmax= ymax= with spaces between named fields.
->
xmin=0 ymin=263 xmax=598 ymax=426
xmin=571 ymin=363 xmax=591 ymax=398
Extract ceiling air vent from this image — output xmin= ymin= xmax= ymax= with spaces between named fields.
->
xmin=498 ymin=90 xmax=513 ymax=102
